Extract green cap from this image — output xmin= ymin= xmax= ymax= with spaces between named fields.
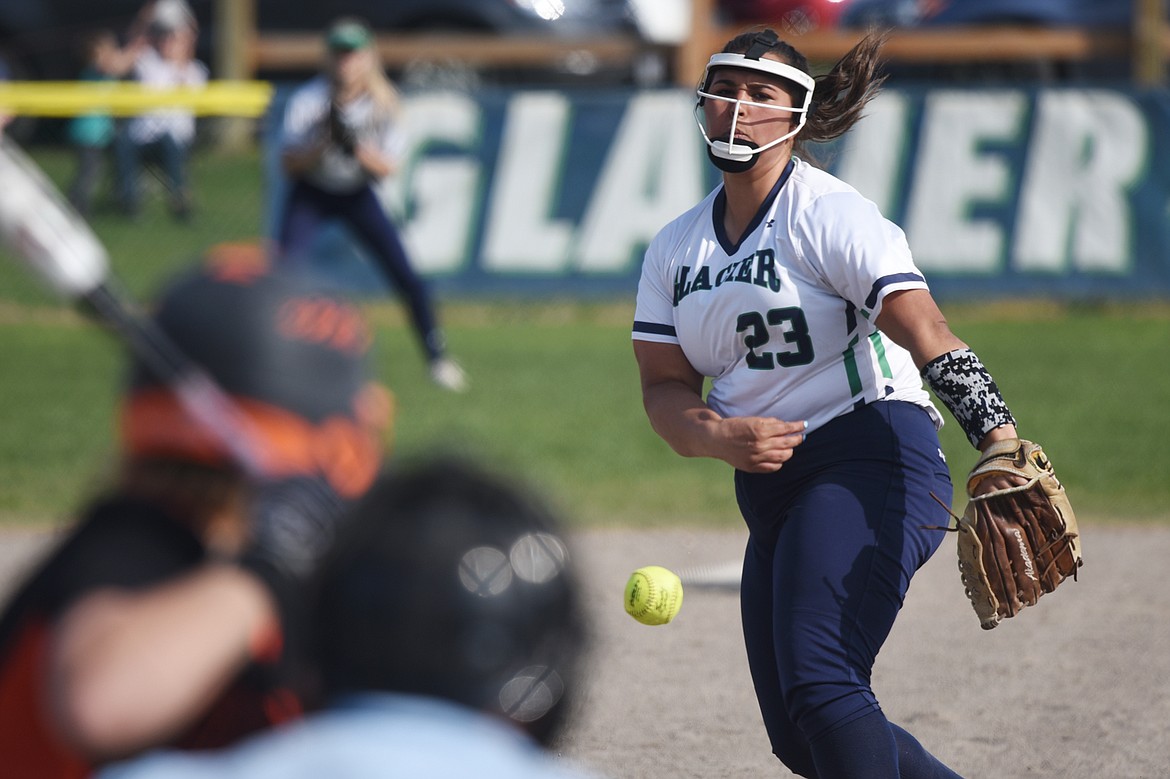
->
xmin=327 ymin=18 xmax=372 ymax=52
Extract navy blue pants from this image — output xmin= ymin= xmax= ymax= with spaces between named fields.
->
xmin=735 ymin=401 xmax=959 ymax=778
xmin=278 ymin=180 xmax=444 ymax=361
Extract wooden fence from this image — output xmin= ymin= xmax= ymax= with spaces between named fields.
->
xmin=213 ymin=0 xmax=1170 ymax=87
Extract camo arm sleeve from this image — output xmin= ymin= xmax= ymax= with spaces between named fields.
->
xmin=921 ymin=348 xmax=1016 ymax=448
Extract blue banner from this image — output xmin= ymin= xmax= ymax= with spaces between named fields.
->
xmin=265 ymin=84 xmax=1170 ymax=301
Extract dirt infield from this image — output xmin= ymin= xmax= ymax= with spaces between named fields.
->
xmin=563 ymin=524 xmax=1170 ymax=778
xmin=3 ymin=524 xmax=1168 ymax=778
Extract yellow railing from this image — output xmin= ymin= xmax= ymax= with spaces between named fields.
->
xmin=0 ymin=81 xmax=273 ymax=118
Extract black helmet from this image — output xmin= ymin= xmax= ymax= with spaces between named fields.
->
xmin=120 ymin=244 xmax=385 ymax=498
xmin=315 ymin=455 xmax=589 ymax=746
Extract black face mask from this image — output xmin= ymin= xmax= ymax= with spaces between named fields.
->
xmin=707 ymin=138 xmax=759 ymax=174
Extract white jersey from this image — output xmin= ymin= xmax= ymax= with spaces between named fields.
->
xmin=280 ymin=76 xmax=406 ymax=194
xmin=127 ymin=47 xmax=207 ymax=145
xmin=632 ymin=157 xmax=942 ymax=435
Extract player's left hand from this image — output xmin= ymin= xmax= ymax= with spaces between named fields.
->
xmin=970 ymin=471 xmax=1026 ymax=495
xmin=238 ymin=476 xmax=348 ymax=597
xmin=971 ymin=426 xmax=1027 ymax=495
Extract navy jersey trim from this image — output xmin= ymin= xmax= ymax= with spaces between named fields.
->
xmin=632 ymin=321 xmax=677 ymax=337
xmin=864 ymin=272 xmax=926 ymax=310
xmin=712 ymin=159 xmax=796 ymax=256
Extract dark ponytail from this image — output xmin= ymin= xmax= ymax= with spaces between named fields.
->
xmin=804 ymin=31 xmax=889 ymax=143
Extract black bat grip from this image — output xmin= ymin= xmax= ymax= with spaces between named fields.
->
xmin=80 ymin=282 xmax=192 ymax=384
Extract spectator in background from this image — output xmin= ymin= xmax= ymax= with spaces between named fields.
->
xmin=113 ymin=1 xmax=207 ymax=222
xmin=0 ymin=250 xmax=392 ymax=778
xmin=67 ymin=29 xmax=141 ymax=217
xmin=96 ymin=455 xmax=598 ymax=779
xmin=277 ymin=17 xmax=468 ymax=393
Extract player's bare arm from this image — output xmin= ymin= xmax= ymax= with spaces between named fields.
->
xmin=49 ymin=565 xmax=277 ymax=759
xmin=633 ymin=341 xmax=805 ymax=472
xmin=877 ymin=288 xmax=1020 ymax=496
xmin=876 ymin=288 xmax=1018 ymax=452
xmin=873 ymin=288 xmax=966 ymax=369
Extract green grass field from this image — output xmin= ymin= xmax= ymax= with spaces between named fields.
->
xmin=2 ymin=147 xmax=1168 ymax=528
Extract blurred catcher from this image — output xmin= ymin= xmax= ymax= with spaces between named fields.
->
xmin=97 ymin=456 xmax=599 ymax=779
xmin=0 ymin=247 xmax=391 ymax=778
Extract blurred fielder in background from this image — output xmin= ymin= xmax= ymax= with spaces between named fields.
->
xmin=632 ymin=27 xmax=1027 ymax=778
xmin=0 ymin=249 xmax=391 ymax=778
xmin=277 ymin=17 xmax=468 ymax=393
xmin=97 ymin=455 xmax=600 ymax=779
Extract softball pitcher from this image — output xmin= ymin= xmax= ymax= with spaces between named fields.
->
xmin=277 ymin=17 xmax=467 ymax=392
xmin=632 ymin=29 xmax=1022 ymax=778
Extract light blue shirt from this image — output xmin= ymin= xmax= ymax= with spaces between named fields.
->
xmin=96 ymin=693 xmax=601 ymax=779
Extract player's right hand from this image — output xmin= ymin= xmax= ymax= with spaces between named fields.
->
xmin=239 ymin=476 xmax=347 ymax=590
xmin=714 ymin=416 xmax=806 ymax=473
